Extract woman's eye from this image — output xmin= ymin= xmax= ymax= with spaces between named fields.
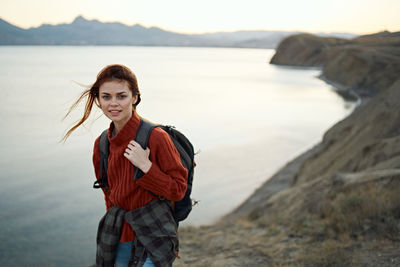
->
xmin=118 ymin=95 xmax=127 ymax=99
xmin=102 ymin=95 xmax=110 ymax=100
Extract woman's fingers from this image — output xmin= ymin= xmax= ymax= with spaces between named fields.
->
xmin=129 ymin=140 xmax=140 ymax=146
xmin=125 ymin=141 xmax=150 ymax=156
xmin=124 ymin=140 xmax=152 ymax=172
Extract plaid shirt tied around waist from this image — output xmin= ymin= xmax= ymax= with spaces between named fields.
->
xmin=96 ymin=199 xmax=179 ymax=267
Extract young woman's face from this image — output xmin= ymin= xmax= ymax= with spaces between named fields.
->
xmin=98 ymin=80 xmax=137 ymax=128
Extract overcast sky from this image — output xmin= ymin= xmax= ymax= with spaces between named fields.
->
xmin=1 ymin=0 xmax=399 ymax=34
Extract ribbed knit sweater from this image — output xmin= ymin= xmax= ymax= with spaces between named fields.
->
xmin=92 ymin=111 xmax=188 ymax=242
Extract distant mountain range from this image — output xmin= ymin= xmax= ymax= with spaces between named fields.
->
xmin=0 ymin=16 xmax=358 ymax=48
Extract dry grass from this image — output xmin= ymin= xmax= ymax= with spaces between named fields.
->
xmin=297 ymin=239 xmax=354 ymax=267
xmin=279 ymin=180 xmax=400 ymax=266
xmin=320 ymin=183 xmax=400 ymax=240
xmin=176 ymin=177 xmax=400 ymax=266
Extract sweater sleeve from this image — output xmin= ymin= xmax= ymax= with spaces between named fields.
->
xmin=136 ymin=127 xmax=188 ymax=202
xmin=93 ymin=137 xmax=113 ymax=210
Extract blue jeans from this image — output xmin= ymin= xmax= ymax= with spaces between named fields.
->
xmin=115 ymin=241 xmax=155 ymax=267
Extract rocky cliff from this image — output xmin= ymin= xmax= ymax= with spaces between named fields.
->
xmin=176 ymin=31 xmax=400 ymax=266
xmin=271 ymin=31 xmax=400 ymax=99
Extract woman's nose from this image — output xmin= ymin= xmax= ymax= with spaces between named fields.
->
xmin=110 ymin=97 xmax=118 ymax=105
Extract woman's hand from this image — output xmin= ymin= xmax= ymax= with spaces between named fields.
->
xmin=124 ymin=140 xmax=152 ymax=173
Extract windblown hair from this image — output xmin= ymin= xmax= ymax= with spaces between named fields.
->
xmin=62 ymin=64 xmax=141 ymax=141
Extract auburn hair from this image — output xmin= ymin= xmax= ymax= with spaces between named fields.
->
xmin=62 ymin=64 xmax=141 ymax=141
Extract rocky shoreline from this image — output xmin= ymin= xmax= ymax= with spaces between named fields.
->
xmin=176 ymin=31 xmax=400 ymax=266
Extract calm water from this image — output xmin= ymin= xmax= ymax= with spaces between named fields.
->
xmin=0 ymin=46 xmax=355 ymax=266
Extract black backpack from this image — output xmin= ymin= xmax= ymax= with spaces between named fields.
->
xmin=93 ymin=119 xmax=195 ymax=223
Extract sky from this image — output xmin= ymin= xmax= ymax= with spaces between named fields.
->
xmin=1 ymin=0 xmax=399 ymax=34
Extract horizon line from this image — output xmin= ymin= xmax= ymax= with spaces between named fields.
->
xmin=1 ymin=15 xmax=395 ymax=36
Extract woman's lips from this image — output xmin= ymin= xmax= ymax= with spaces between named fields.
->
xmin=109 ymin=110 xmax=121 ymax=116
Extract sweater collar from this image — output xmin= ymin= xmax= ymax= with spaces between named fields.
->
xmin=108 ymin=110 xmax=141 ymax=146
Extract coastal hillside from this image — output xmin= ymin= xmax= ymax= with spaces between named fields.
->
xmin=270 ymin=31 xmax=400 ymax=98
xmin=176 ymin=31 xmax=400 ymax=266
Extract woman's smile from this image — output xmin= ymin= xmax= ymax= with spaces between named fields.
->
xmin=109 ymin=109 xmax=122 ymax=116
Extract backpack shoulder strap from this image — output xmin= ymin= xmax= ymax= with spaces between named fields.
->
xmin=133 ymin=119 xmax=157 ymax=180
xmin=93 ymin=129 xmax=110 ymax=190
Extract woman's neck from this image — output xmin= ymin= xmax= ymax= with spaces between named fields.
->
xmin=113 ymin=112 xmax=133 ymax=134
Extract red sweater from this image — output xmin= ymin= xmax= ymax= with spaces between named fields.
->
xmin=92 ymin=111 xmax=188 ymax=242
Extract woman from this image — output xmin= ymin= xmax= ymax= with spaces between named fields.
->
xmin=63 ymin=64 xmax=188 ymax=267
